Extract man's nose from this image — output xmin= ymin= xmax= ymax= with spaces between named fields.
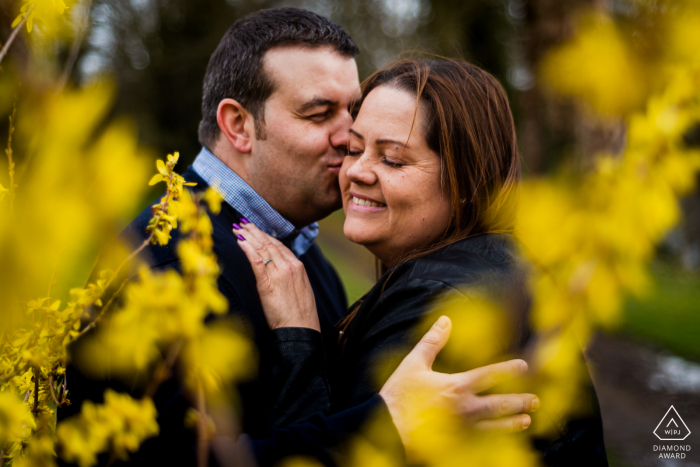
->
xmin=329 ymin=111 xmax=353 ymax=150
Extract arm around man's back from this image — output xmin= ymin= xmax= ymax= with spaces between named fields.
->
xmin=212 ymin=318 xmax=537 ymax=467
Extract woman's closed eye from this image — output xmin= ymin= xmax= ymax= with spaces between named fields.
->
xmin=382 ymin=156 xmax=404 ymax=168
xmin=347 ymin=148 xmax=363 ymax=156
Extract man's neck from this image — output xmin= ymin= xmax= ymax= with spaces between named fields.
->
xmin=209 ymin=142 xmax=250 ymax=184
xmin=206 ymin=144 xmax=309 ymax=228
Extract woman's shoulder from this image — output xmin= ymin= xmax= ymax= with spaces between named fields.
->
xmin=348 ymin=233 xmax=530 ymax=354
xmin=398 ymin=233 xmax=527 ymax=289
xmin=357 ymin=233 xmax=529 ymax=327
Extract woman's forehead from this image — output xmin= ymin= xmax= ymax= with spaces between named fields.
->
xmin=353 ymin=86 xmax=425 ymax=144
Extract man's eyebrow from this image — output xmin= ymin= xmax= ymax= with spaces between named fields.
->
xmin=297 ymin=97 xmax=337 ymax=113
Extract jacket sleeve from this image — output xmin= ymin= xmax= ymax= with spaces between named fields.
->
xmin=264 ymin=327 xmax=332 ymax=431
xmin=247 ymin=394 xmax=403 ymax=467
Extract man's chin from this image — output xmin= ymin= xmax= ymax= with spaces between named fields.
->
xmin=311 ymin=193 xmax=343 ymax=222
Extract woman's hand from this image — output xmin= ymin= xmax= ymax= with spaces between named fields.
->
xmin=233 ymin=220 xmax=321 ymax=332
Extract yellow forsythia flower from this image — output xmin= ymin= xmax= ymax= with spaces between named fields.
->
xmin=0 ymin=390 xmax=36 ymax=448
xmin=12 ymin=0 xmax=68 ymax=33
xmin=57 ymin=390 xmax=158 ymax=467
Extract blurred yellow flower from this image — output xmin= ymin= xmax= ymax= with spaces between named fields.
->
xmin=57 ymin=390 xmax=158 ymax=467
xmin=541 ymin=13 xmax=647 ymax=116
xmin=12 ymin=0 xmax=68 ymax=33
xmin=180 ymin=323 xmax=256 ymax=399
xmin=0 ymin=390 xmax=36 ymax=448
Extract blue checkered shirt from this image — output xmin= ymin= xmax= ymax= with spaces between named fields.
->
xmin=192 ymin=147 xmax=319 ymax=257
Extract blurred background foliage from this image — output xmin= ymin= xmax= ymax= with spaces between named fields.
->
xmin=1 ymin=0 xmax=698 ymax=381
xmin=1 ymin=0 xmax=699 ymax=465
xmin=3 ymin=0 xmax=698 ymax=281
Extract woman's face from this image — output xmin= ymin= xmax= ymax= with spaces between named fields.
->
xmin=340 ymin=85 xmax=452 ymax=266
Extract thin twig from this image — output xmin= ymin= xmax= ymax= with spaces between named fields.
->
xmin=144 ymin=339 xmax=183 ymax=399
xmin=104 ymin=452 xmax=118 ymax=467
xmin=73 ymin=235 xmax=152 ymax=341
xmin=57 ymin=0 xmax=92 ymax=91
xmin=47 ymin=245 xmax=66 ymax=299
xmin=5 ymin=98 xmax=17 ymax=214
xmin=71 ymin=170 xmax=177 ymax=342
xmin=104 ymin=235 xmax=152 ymax=290
xmin=90 ymin=169 xmax=175 ymax=291
xmin=196 ymin=381 xmax=209 ymax=467
xmin=73 ymin=274 xmax=132 ymax=341
xmin=0 ymin=6 xmax=33 ymax=66
xmin=48 ymin=374 xmax=61 ymax=406
xmin=0 ymin=370 xmax=20 ymax=383
xmin=31 ymin=367 xmax=39 ymax=416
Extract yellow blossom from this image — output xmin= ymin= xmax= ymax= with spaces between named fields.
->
xmin=57 ymin=390 xmax=158 ymax=467
xmin=0 ymin=390 xmax=36 ymax=448
xmin=12 ymin=0 xmax=68 ymax=33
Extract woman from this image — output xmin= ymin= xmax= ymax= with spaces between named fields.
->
xmin=234 ymin=58 xmax=607 ymax=465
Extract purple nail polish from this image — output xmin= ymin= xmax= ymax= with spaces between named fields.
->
xmin=240 ymin=217 xmax=250 ymax=224
xmin=237 ymin=234 xmax=245 ymax=241
xmin=232 ymin=223 xmax=241 ymax=230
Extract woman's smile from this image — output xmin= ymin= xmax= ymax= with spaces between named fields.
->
xmin=349 ymin=191 xmax=387 ymax=211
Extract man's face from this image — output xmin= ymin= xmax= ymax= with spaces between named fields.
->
xmin=248 ymin=45 xmax=361 ymax=228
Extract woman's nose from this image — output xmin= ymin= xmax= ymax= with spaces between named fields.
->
xmin=345 ymin=152 xmax=378 ymax=186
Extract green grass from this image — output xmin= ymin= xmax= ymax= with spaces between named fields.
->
xmin=622 ymin=262 xmax=700 ymax=362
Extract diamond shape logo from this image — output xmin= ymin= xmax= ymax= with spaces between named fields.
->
xmin=654 ymin=406 xmax=691 ymax=441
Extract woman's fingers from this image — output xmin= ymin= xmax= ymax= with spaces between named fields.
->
xmin=233 ymin=223 xmax=285 ymax=269
xmin=235 ymin=220 xmax=298 ymax=264
xmin=473 ymin=414 xmax=531 ymax=432
xmin=236 ymin=235 xmax=270 ymax=287
xmin=253 ymin=228 xmax=298 ymax=264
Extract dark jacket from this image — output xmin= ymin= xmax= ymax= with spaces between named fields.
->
xmin=328 ymin=233 xmax=608 ymax=467
xmin=61 ymin=167 xmax=353 ymax=466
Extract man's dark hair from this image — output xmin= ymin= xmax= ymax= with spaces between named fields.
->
xmin=198 ymin=7 xmax=359 ymax=147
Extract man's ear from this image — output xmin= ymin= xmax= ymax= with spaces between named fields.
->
xmin=216 ymin=98 xmax=254 ymax=153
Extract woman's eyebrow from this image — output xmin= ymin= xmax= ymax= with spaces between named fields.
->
xmin=377 ymin=138 xmax=410 ymax=149
xmin=349 ymin=128 xmax=364 ymax=140
xmin=350 ymin=129 xmax=410 ymax=149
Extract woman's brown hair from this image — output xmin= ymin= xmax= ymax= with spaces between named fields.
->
xmin=338 ymin=58 xmax=521 ymax=337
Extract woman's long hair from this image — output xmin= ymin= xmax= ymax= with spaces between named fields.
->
xmin=338 ymin=58 xmax=521 ymax=338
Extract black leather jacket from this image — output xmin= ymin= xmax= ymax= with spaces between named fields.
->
xmin=329 ymin=233 xmax=609 ymax=467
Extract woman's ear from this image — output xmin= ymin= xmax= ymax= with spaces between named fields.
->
xmin=216 ymin=98 xmax=254 ymax=153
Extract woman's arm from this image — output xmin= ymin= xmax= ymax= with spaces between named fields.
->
xmin=213 ymin=320 xmax=536 ymax=467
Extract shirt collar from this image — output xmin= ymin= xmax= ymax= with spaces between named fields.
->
xmin=192 ymin=147 xmax=318 ymax=256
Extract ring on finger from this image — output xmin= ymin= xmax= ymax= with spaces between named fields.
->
xmin=263 ymin=258 xmax=273 ymax=266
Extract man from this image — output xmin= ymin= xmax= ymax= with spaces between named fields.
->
xmin=70 ymin=8 xmax=537 ymax=466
